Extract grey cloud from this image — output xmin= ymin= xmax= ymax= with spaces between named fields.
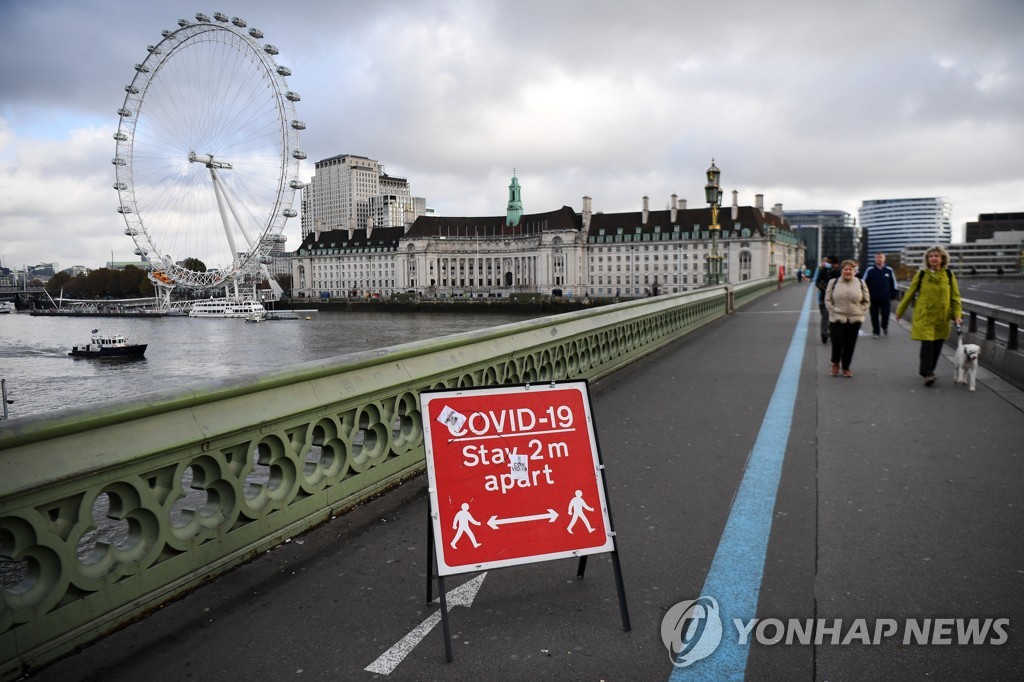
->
xmin=1 ymin=0 xmax=1022 ymax=268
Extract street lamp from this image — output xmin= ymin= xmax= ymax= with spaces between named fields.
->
xmin=704 ymin=159 xmax=724 ymax=286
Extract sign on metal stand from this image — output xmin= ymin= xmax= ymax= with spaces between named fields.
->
xmin=421 ymin=380 xmax=630 ymax=662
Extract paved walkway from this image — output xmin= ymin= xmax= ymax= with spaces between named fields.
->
xmin=31 ymin=284 xmax=1024 ymax=681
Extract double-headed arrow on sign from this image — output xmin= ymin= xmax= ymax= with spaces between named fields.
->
xmin=487 ymin=508 xmax=559 ymax=530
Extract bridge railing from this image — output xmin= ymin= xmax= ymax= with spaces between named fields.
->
xmin=958 ymin=297 xmax=1022 ymax=351
xmin=897 ymin=283 xmax=1024 ymax=390
xmin=958 ymin=296 xmax=1024 ymax=390
xmin=0 ymin=278 xmax=776 ymax=679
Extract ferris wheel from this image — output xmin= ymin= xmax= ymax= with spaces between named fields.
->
xmin=113 ymin=12 xmax=305 ymax=293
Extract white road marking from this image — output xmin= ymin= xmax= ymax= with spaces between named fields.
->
xmin=364 ymin=572 xmax=487 ymax=675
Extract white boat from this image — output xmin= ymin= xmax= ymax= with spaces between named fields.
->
xmin=188 ymin=298 xmax=266 ymax=319
xmin=0 ymin=301 xmax=14 ymax=314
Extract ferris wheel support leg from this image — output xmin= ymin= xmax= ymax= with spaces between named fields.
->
xmin=209 ymin=167 xmax=241 ymax=260
xmin=210 ymin=166 xmax=260 ymax=252
xmin=153 ymin=282 xmax=174 ymax=310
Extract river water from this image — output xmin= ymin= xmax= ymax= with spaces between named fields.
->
xmin=0 ymin=309 xmax=541 ymax=420
xmin=0 ymin=309 xmax=526 ymax=586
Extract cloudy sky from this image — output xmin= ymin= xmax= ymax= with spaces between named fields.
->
xmin=1 ymin=0 xmax=1021 ymax=271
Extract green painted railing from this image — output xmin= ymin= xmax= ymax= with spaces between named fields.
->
xmin=0 ymin=279 xmax=776 ymax=679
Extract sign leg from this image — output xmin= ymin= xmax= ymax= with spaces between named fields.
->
xmin=426 ymin=511 xmax=435 ymax=603
xmin=437 ymin=575 xmax=454 ymax=662
xmin=610 ymin=550 xmax=631 ymax=632
xmin=576 ymin=555 xmax=588 ymax=579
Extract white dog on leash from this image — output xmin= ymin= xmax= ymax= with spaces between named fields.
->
xmin=953 ymin=338 xmax=981 ymax=391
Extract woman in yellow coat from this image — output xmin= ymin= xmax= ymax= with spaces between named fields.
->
xmin=895 ymin=245 xmax=963 ymax=386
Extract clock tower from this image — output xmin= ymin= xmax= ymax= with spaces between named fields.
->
xmin=506 ymin=171 xmax=523 ymax=227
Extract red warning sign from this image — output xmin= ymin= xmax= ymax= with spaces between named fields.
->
xmin=421 ymin=381 xmax=615 ymax=576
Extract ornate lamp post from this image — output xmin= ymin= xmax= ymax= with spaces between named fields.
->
xmin=704 ymin=160 xmax=724 ymax=286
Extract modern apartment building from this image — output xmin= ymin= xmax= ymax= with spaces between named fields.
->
xmin=903 ymin=230 xmax=1023 ymax=277
xmin=300 ymin=154 xmax=427 ymax=237
xmin=964 ymin=212 xmax=1024 ymax=243
xmin=368 ymin=172 xmax=427 ymax=230
xmin=859 ymin=197 xmax=952 ymax=255
xmin=784 ymin=210 xmax=859 ymax=269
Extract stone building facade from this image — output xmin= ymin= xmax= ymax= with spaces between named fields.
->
xmin=291 ymin=176 xmax=803 ymax=299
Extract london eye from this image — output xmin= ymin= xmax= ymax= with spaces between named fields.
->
xmin=113 ymin=12 xmax=306 ymax=298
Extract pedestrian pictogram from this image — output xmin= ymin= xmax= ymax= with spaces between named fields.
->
xmin=567 ymin=490 xmax=596 ymax=534
xmin=450 ymin=503 xmax=482 ymax=549
xmin=422 ymin=381 xmax=616 ymax=576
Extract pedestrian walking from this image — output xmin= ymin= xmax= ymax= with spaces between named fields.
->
xmin=860 ymin=252 xmax=899 ymax=337
xmin=814 ymin=256 xmax=839 ymax=344
xmin=895 ymin=245 xmax=962 ymax=386
xmin=825 ymin=260 xmax=870 ymax=378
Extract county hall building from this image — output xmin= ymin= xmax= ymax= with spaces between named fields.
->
xmin=290 ymin=170 xmax=803 ymax=300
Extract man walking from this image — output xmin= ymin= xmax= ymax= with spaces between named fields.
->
xmin=860 ymin=252 xmax=898 ymax=337
xmin=814 ymin=256 xmax=839 ymax=344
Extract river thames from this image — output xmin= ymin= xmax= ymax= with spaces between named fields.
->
xmin=0 ymin=309 xmax=541 ymax=420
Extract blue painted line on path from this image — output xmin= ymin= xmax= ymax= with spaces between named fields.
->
xmin=670 ymin=285 xmax=814 ymax=681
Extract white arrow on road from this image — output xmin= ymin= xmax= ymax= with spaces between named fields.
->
xmin=486 ymin=508 xmax=559 ymax=530
xmin=364 ymin=572 xmax=487 ymax=675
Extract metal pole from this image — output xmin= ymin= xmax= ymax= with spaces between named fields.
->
xmin=2 ymin=379 xmax=9 ymax=420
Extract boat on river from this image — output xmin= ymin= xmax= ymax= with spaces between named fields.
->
xmin=189 ymin=298 xmax=266 ymax=319
xmin=69 ymin=331 xmax=147 ymax=358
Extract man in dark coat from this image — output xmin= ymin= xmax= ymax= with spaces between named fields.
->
xmin=859 ymin=252 xmax=899 ymax=337
xmin=814 ymin=256 xmax=840 ymax=344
